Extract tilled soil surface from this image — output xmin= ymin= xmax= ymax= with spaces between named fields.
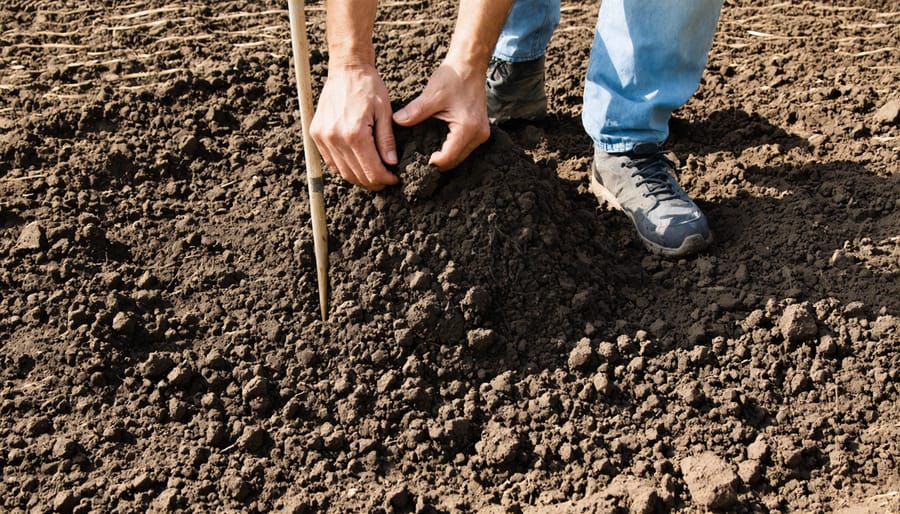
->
xmin=1 ymin=1 xmax=899 ymax=513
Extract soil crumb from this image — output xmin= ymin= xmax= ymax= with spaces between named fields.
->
xmin=394 ymin=118 xmax=446 ymax=202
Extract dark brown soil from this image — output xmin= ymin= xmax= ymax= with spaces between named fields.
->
xmin=1 ymin=1 xmax=898 ymax=513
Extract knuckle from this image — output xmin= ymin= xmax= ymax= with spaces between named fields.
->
xmin=345 ymin=132 xmax=363 ymax=145
xmin=314 ymin=128 xmax=335 ymax=145
xmin=309 ymin=118 xmax=322 ymax=136
xmin=376 ymin=97 xmax=393 ymax=113
xmin=327 ymin=128 xmax=346 ymax=144
xmin=341 ymin=128 xmax=366 ymax=145
xmin=361 ymin=167 xmax=379 ymax=183
xmin=309 ymin=128 xmax=325 ymax=146
xmin=377 ymin=130 xmax=395 ymax=145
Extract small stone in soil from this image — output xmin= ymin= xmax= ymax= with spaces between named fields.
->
xmin=467 ymin=328 xmax=498 ymax=353
xmin=476 ymin=422 xmax=523 ymax=468
xmin=567 ymin=337 xmax=596 ymax=372
xmin=680 ymin=452 xmax=739 ymax=510
xmin=778 ymin=303 xmax=818 ymax=342
xmin=15 ymin=222 xmax=47 ymax=253
xmin=52 ymin=490 xmax=77 ymax=513
xmin=140 ymin=353 xmax=175 ymax=380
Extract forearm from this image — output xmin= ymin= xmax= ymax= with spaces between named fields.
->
xmin=445 ymin=0 xmax=515 ymax=73
xmin=325 ymin=0 xmax=378 ymax=67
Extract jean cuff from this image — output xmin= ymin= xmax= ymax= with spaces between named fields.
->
xmin=491 ymin=51 xmax=546 ymax=64
xmin=593 ymin=139 xmax=665 ymax=154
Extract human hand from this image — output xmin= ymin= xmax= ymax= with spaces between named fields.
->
xmin=309 ymin=64 xmax=399 ymax=191
xmin=392 ymin=59 xmax=491 ymax=171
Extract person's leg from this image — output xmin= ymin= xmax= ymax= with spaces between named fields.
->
xmin=583 ymin=0 xmax=723 ymax=152
xmin=493 ymin=0 xmax=561 ymax=63
xmin=487 ymin=0 xmax=561 ymax=122
xmin=585 ymin=0 xmax=723 ymax=257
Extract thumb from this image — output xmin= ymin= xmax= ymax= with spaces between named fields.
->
xmin=393 ymin=95 xmax=435 ymax=127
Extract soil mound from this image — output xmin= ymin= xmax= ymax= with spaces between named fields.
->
xmin=321 ymin=118 xmax=616 ymax=372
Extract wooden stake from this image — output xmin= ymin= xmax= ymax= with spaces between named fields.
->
xmin=287 ymin=0 xmax=329 ymax=321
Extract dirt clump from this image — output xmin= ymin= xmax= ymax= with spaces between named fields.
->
xmin=394 ymin=119 xmax=446 ymax=202
xmin=680 ymin=452 xmax=739 ymax=509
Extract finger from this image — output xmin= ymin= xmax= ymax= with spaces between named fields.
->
xmin=325 ymin=131 xmax=389 ymax=190
xmin=352 ymin=141 xmax=398 ymax=190
xmin=323 ymin=125 xmax=393 ymax=190
xmin=319 ymin=145 xmax=354 ymax=186
xmin=315 ymin=141 xmax=335 ymax=174
xmin=429 ymin=122 xmax=490 ymax=171
xmin=329 ymin=148 xmax=362 ymax=187
xmin=393 ymin=95 xmax=435 ymax=127
xmin=312 ymin=136 xmax=349 ymax=184
xmin=374 ymin=105 xmax=398 ymax=166
xmin=310 ymin=130 xmax=331 ymax=168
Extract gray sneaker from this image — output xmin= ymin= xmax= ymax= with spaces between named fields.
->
xmin=486 ymin=56 xmax=547 ymax=123
xmin=591 ymin=143 xmax=712 ymax=257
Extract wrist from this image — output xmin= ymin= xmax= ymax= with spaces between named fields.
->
xmin=442 ymin=50 xmax=491 ymax=82
xmin=444 ymin=45 xmax=491 ymax=76
xmin=327 ymin=49 xmax=376 ymax=68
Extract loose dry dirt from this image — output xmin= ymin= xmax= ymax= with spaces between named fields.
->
xmin=1 ymin=1 xmax=898 ymax=513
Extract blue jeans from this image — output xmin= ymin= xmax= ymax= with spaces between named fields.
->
xmin=493 ymin=0 xmax=723 ymax=153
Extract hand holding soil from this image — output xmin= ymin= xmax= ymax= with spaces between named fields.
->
xmin=393 ymin=61 xmax=492 ymax=172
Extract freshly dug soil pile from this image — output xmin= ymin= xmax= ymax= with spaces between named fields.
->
xmin=1 ymin=0 xmax=898 ymax=513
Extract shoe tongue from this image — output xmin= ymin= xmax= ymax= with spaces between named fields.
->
xmin=631 ymin=142 xmax=660 ymax=156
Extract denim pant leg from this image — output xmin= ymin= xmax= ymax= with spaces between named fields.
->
xmin=583 ymin=0 xmax=723 ymax=152
xmin=493 ymin=0 xmax=561 ymax=62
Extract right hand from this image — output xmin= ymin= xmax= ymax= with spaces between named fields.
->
xmin=309 ymin=64 xmax=399 ymax=191
xmin=393 ymin=59 xmax=492 ymax=171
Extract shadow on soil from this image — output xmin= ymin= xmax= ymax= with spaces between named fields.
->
xmin=500 ymin=109 xmax=899 ymax=345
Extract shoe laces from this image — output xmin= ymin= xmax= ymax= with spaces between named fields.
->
xmin=487 ymin=58 xmax=509 ymax=82
xmin=624 ymin=150 xmax=680 ymax=205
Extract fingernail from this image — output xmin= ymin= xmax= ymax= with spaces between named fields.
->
xmin=386 ymin=150 xmax=397 ymax=163
xmin=394 ymin=109 xmax=408 ymax=122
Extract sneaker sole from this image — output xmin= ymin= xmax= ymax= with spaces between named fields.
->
xmin=590 ymin=173 xmax=711 ymax=258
